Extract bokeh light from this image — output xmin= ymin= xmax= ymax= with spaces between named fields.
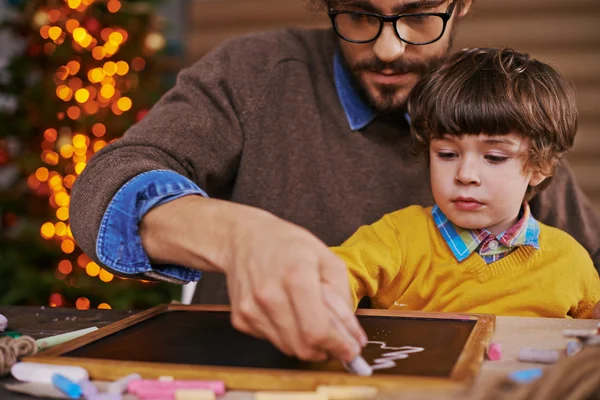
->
xmin=30 ymin=0 xmax=158 ymax=309
xmin=99 ymin=269 xmax=114 ymax=283
xmin=76 ymin=297 xmax=91 ymax=310
xmin=41 ymin=222 xmax=55 ymax=239
xmin=58 ymin=260 xmax=73 ymax=275
xmin=86 ymin=262 xmax=101 ymax=277
xmin=49 ymin=293 xmax=65 ymax=308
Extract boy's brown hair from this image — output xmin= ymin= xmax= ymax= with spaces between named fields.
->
xmin=407 ymin=47 xmax=578 ymax=198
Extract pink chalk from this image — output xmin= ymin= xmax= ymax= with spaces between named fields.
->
xmin=486 ymin=343 xmax=502 ymax=361
xmin=127 ymin=380 xmax=225 ymax=397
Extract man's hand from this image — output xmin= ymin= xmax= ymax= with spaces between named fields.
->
xmin=223 ymin=207 xmax=367 ymax=361
xmin=140 ymin=195 xmax=367 ymax=362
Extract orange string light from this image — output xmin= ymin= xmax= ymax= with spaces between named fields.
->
xmin=32 ymin=0 xmax=163 ymax=311
xmin=75 ymin=297 xmax=91 ymax=310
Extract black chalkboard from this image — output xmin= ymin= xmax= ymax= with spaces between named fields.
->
xmin=64 ymin=309 xmax=476 ymax=378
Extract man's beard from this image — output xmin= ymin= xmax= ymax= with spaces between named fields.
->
xmin=348 ymin=41 xmax=453 ymax=114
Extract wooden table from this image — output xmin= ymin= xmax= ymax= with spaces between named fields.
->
xmin=0 ymin=306 xmax=597 ymax=400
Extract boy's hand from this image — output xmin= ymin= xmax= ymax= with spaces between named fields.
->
xmin=592 ymin=301 xmax=600 ymax=319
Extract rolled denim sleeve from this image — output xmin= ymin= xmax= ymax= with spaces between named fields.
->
xmin=96 ymin=170 xmax=206 ymax=283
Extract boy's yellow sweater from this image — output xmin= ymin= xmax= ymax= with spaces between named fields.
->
xmin=332 ymin=206 xmax=600 ymax=318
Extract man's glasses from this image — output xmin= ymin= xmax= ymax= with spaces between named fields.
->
xmin=328 ymin=1 xmax=456 ymax=45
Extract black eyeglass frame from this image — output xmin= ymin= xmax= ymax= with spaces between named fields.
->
xmin=328 ymin=1 xmax=456 ymax=45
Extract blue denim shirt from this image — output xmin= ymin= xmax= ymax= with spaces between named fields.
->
xmin=97 ymin=51 xmax=376 ymax=282
xmin=97 ymin=170 xmax=205 ymax=282
xmin=333 ymin=51 xmax=376 ymax=130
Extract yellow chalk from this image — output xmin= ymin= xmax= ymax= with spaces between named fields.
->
xmin=316 ymin=385 xmax=378 ymax=399
xmin=174 ymin=388 xmax=216 ymax=400
xmin=254 ymin=391 xmax=327 ymax=400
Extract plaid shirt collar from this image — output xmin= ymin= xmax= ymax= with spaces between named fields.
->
xmin=432 ymin=203 xmax=541 ymax=262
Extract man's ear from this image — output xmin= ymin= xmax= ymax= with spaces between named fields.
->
xmin=529 ymin=170 xmax=548 ymax=187
xmin=457 ymin=0 xmax=474 ymax=18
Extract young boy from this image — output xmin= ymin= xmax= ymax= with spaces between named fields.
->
xmin=332 ymin=48 xmax=600 ymax=318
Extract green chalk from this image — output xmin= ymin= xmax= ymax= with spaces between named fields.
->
xmin=1 ymin=331 xmax=23 ymax=339
xmin=36 ymin=326 xmax=99 ymax=350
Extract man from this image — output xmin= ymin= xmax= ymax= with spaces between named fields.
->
xmin=70 ymin=0 xmax=600 ymax=363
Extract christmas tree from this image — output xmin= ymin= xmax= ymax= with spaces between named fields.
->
xmin=0 ymin=0 xmax=180 ymax=309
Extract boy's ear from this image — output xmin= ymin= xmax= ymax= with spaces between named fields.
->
xmin=529 ymin=170 xmax=548 ymax=187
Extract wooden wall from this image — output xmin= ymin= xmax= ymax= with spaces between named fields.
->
xmin=186 ymin=0 xmax=600 ymax=211
xmin=455 ymin=0 xmax=600 ymax=212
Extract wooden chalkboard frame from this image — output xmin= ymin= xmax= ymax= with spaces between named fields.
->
xmin=25 ymin=304 xmax=495 ymax=390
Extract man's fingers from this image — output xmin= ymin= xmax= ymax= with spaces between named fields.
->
xmin=323 ymin=288 xmax=368 ymax=347
xmin=319 ymin=250 xmax=368 ymax=346
xmin=319 ymin=249 xmax=355 ymax=308
xmin=255 ymin=281 xmax=328 ymax=362
xmin=223 ymin=212 xmax=365 ymax=363
xmin=231 ymin=299 xmax=295 ymax=357
xmin=228 ymin=275 xmax=294 ymax=357
xmin=283 ymin=265 xmax=335 ymax=361
xmin=286 ymin=264 xmax=360 ymax=362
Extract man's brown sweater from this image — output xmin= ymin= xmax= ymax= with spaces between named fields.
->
xmin=70 ymin=28 xmax=600 ymax=305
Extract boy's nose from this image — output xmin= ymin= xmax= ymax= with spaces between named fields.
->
xmin=372 ymin=23 xmax=406 ymax=63
xmin=455 ymin=161 xmax=481 ymax=186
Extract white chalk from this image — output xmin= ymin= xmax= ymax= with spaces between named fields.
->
xmin=36 ymin=327 xmax=99 ymax=350
xmin=5 ymin=381 xmax=71 ymax=399
xmin=342 ymin=355 xmax=373 ymax=376
xmin=0 ymin=313 xmax=7 ymax=332
xmin=79 ymin=379 xmax=99 ymax=397
xmin=566 ymin=340 xmax=582 ymax=356
xmin=584 ymin=336 xmax=600 ymax=346
xmin=88 ymin=393 xmax=123 ymax=400
xmin=316 ymin=385 xmax=378 ymax=399
xmin=107 ymin=373 xmax=141 ymax=394
xmin=11 ymin=362 xmax=88 ymax=384
xmin=255 ymin=392 xmax=327 ymax=400
xmin=518 ymin=348 xmax=560 ymax=364
xmin=175 ymin=389 xmax=216 ymax=400
xmin=562 ymin=329 xmax=598 ymax=338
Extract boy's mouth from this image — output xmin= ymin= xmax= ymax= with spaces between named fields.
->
xmin=452 ymin=197 xmax=485 ymax=211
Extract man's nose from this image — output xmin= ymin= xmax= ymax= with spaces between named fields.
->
xmin=455 ymin=159 xmax=481 ymax=186
xmin=372 ymin=23 xmax=406 ymax=64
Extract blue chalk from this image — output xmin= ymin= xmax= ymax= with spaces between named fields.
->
xmin=509 ymin=368 xmax=543 ymax=384
xmin=52 ymin=373 xmax=82 ymax=399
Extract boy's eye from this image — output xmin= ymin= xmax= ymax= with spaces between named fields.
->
xmin=485 ymin=155 xmax=508 ymax=164
xmin=437 ymin=152 xmax=457 ymax=159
